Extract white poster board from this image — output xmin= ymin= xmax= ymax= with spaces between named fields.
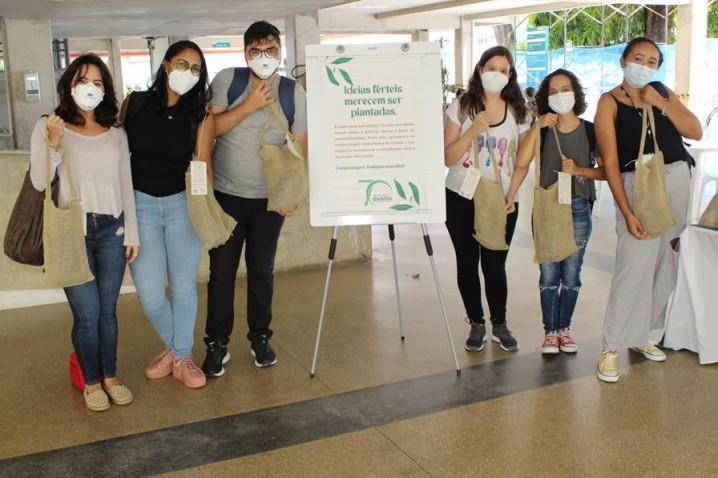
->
xmin=306 ymin=42 xmax=446 ymax=227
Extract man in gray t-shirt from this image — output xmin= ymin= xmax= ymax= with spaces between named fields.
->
xmin=202 ymin=21 xmax=308 ymax=376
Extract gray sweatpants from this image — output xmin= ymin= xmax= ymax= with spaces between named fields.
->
xmin=603 ymin=161 xmax=690 ymax=351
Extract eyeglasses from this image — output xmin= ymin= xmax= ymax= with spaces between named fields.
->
xmin=247 ymin=46 xmax=279 ymax=60
xmin=174 ymin=59 xmax=202 ymax=77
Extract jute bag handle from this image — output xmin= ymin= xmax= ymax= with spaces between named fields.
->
xmin=194 ymin=109 xmax=209 ymax=160
xmin=474 ymin=129 xmax=503 ymax=190
xmin=45 ymin=136 xmax=78 ymax=202
xmin=257 ymin=77 xmax=292 ymax=147
xmin=534 ymin=124 xmax=565 ymax=187
xmin=638 ymin=105 xmax=661 ymax=158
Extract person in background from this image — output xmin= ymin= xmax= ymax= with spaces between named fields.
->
xmin=525 ymin=86 xmax=538 ymax=126
xmin=31 ymin=54 xmax=139 ymax=411
xmin=122 ymin=40 xmax=215 ymax=389
xmin=507 ymin=69 xmax=605 ymax=354
xmin=443 ymin=46 xmax=530 ymax=355
xmin=594 ymin=37 xmax=702 ymax=382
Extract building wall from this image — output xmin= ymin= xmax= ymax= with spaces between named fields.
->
xmin=0 ymin=151 xmax=372 ymax=291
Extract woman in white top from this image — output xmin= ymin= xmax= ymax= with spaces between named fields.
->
xmin=30 ymin=54 xmax=139 ymax=412
xmin=443 ymin=46 xmax=530 ymax=354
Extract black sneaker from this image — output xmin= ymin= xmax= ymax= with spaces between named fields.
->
xmin=464 ymin=318 xmax=487 ymax=352
xmin=202 ymin=337 xmax=230 ymax=377
xmin=491 ymin=323 xmax=519 ymax=352
xmin=250 ymin=335 xmax=277 ymax=368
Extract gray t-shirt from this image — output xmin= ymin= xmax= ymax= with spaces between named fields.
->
xmin=540 ymin=121 xmax=596 ymax=201
xmin=210 ymin=68 xmax=308 ymax=198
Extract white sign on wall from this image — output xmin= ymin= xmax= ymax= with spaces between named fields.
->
xmin=306 ymin=42 xmax=446 ymax=227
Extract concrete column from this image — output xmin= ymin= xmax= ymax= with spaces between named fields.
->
xmin=675 ymin=0 xmax=707 ymax=104
xmin=2 ymin=18 xmax=55 ymax=150
xmin=454 ymin=18 xmax=473 ymax=88
xmin=148 ymin=37 xmax=170 ymax=76
xmin=108 ymin=37 xmax=125 ymax=102
xmin=285 ymin=10 xmax=320 ymax=88
xmin=411 ymin=29 xmax=430 ymax=42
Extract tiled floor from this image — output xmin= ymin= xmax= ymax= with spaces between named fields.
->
xmin=1 ymin=193 xmax=715 ymax=477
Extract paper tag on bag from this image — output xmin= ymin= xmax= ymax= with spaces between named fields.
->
xmin=190 ymin=160 xmax=208 ymax=196
xmin=640 ymin=153 xmax=653 ymax=165
xmin=458 ymin=168 xmax=482 ymax=200
xmin=558 ymin=172 xmax=572 ymax=205
xmin=286 ymin=133 xmax=303 ymax=159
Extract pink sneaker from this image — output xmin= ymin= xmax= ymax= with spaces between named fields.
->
xmin=541 ymin=333 xmax=560 ymax=354
xmin=172 ymin=357 xmax=207 ymax=389
xmin=145 ymin=349 xmax=174 ymax=379
xmin=559 ymin=328 xmax=578 ymax=353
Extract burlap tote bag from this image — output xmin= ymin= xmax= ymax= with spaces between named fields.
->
xmin=698 ymin=192 xmax=718 ymax=228
xmin=633 ymin=105 xmax=676 ymax=238
xmin=473 ymin=132 xmax=509 ymax=251
xmin=532 ymin=126 xmax=578 ymax=263
xmin=259 ymin=102 xmax=308 ymax=212
xmin=185 ymin=114 xmax=238 ymax=250
xmin=42 ymin=141 xmax=94 ymax=288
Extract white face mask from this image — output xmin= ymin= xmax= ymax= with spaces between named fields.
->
xmin=71 ymin=83 xmax=104 ymax=111
xmin=481 ymin=71 xmax=509 ymax=94
xmin=548 ymin=91 xmax=575 ymax=115
xmin=168 ymin=69 xmax=200 ymax=96
xmin=624 ymin=62 xmax=657 ymax=89
xmin=248 ymin=56 xmax=280 ymax=80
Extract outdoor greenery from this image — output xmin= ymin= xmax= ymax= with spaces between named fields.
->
xmin=530 ymin=3 xmax=718 ymax=47
xmin=709 ymin=2 xmax=718 ymax=38
xmin=530 ymin=5 xmax=667 ymax=49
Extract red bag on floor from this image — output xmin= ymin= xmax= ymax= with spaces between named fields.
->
xmin=69 ymin=352 xmax=86 ymax=390
xmin=69 ymin=352 xmax=103 ymax=391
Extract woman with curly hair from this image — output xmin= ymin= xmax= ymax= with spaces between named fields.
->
xmin=506 ymin=68 xmax=605 ymax=355
xmin=443 ymin=46 xmax=529 ymax=354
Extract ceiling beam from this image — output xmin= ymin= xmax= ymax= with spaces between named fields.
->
xmin=464 ymin=2 xmax=587 ymax=21
xmin=375 ymin=0 xmax=492 ymax=20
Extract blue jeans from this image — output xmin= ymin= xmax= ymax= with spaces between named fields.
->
xmin=64 ymin=213 xmax=126 ymax=385
xmin=539 ymin=196 xmax=593 ymax=333
xmin=130 ymin=191 xmax=201 ymax=359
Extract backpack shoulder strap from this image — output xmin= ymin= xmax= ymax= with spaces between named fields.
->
xmin=227 ymin=67 xmax=250 ymax=107
xmin=278 ymin=76 xmax=296 ymax=132
xmin=124 ymin=91 xmax=148 ymax=130
xmin=584 ymin=120 xmax=596 ymax=153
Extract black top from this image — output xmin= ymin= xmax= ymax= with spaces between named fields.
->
xmin=610 ymin=94 xmax=688 ymax=173
xmin=126 ymin=93 xmax=195 ymax=197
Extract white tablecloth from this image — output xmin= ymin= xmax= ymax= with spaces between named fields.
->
xmin=664 ymin=225 xmax=718 ymax=364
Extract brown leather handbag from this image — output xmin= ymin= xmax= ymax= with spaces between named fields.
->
xmin=3 ymin=148 xmax=59 ymax=266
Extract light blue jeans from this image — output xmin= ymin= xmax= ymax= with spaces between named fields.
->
xmin=539 ymin=196 xmax=593 ymax=334
xmin=130 ymin=190 xmax=201 ymax=359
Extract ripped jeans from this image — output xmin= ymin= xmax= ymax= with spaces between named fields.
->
xmin=539 ymin=196 xmax=593 ymax=334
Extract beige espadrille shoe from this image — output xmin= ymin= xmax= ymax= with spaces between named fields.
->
xmin=83 ymin=387 xmax=110 ymax=412
xmin=103 ymin=383 xmax=134 ymax=406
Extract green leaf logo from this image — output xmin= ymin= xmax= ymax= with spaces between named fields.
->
xmin=394 ymin=180 xmax=407 ymax=200
xmin=338 ymin=69 xmax=353 ymax=85
xmin=409 ymin=182 xmax=421 ymax=205
xmin=390 ymin=204 xmax=413 ymax=211
xmin=324 ymin=57 xmax=353 ymax=86
xmin=325 ymin=66 xmax=339 ymax=86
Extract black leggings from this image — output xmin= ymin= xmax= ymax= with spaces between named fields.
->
xmin=445 ymin=188 xmax=519 ymax=325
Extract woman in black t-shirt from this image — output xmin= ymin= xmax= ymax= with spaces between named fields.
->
xmin=121 ymin=40 xmax=215 ymax=389
xmin=594 ymin=37 xmax=702 ymax=383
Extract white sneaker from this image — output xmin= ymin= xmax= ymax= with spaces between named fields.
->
xmin=632 ymin=345 xmax=667 ymax=362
